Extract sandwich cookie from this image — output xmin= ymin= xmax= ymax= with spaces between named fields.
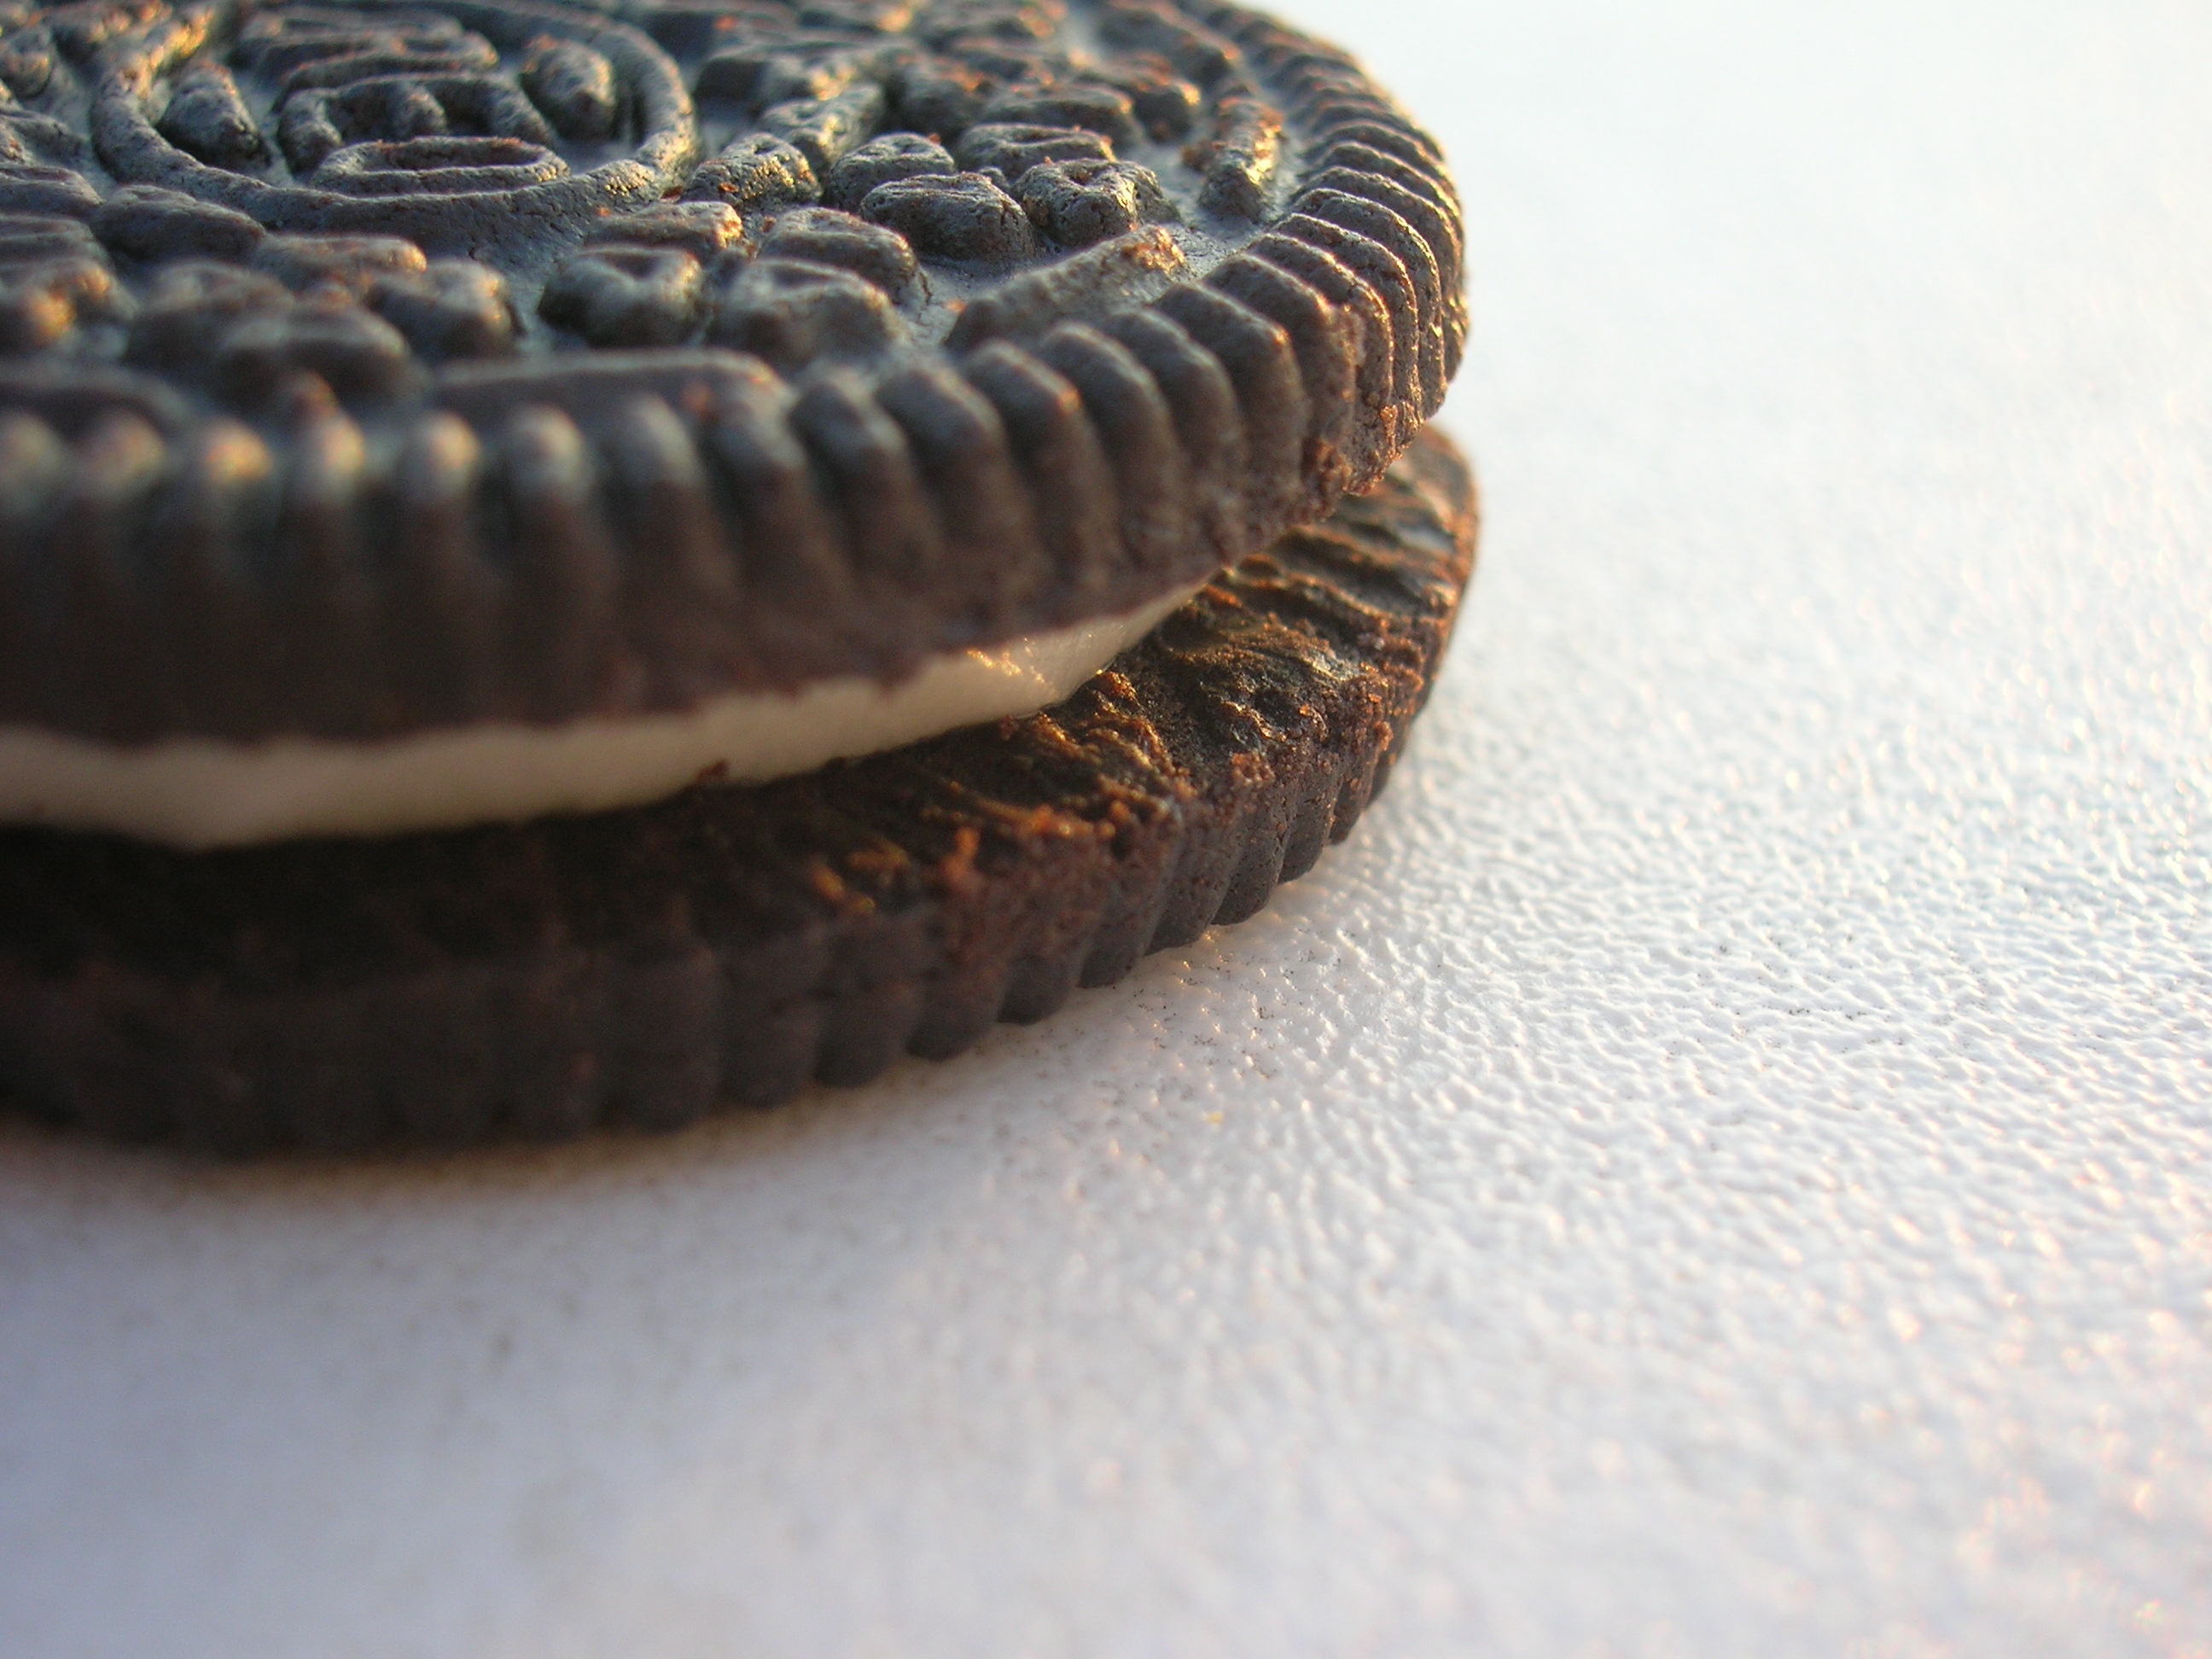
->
xmin=0 ymin=0 xmax=1474 ymax=1142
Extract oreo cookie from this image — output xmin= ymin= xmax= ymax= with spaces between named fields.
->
xmin=0 ymin=428 xmax=1476 ymax=1148
xmin=0 ymin=0 xmax=1475 ymax=1144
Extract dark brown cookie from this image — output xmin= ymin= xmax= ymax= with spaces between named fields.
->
xmin=0 ymin=427 xmax=1476 ymax=1150
xmin=0 ymin=0 xmax=1463 ymax=744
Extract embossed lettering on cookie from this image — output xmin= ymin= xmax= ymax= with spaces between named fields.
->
xmin=0 ymin=0 xmax=1461 ymax=775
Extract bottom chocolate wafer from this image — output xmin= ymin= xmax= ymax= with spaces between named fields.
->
xmin=0 ymin=429 xmax=1476 ymax=1150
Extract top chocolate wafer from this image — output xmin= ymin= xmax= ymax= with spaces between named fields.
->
xmin=0 ymin=0 xmax=1460 ymax=748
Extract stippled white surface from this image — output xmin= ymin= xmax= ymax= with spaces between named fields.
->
xmin=3 ymin=1 xmax=2209 ymax=1654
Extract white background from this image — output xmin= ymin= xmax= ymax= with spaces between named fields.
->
xmin=4 ymin=1 xmax=2209 ymax=1653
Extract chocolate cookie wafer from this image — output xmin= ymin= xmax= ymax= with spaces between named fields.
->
xmin=0 ymin=0 xmax=1461 ymax=830
xmin=0 ymin=428 xmax=1474 ymax=1148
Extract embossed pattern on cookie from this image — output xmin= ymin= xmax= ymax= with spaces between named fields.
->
xmin=0 ymin=0 xmax=1463 ymax=746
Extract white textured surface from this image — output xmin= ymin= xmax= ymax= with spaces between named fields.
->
xmin=4 ymin=0 xmax=2210 ymax=1653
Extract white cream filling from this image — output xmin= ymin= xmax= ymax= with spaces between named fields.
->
xmin=0 ymin=583 xmax=1203 ymax=849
